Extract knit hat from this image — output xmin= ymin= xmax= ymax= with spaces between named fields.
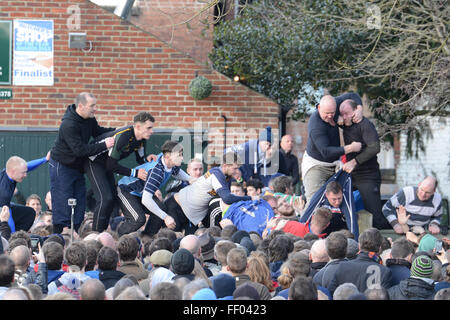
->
xmin=192 ymin=288 xmax=217 ymax=300
xmin=150 ymin=250 xmax=173 ymax=267
xmin=170 ymin=248 xmax=195 ymax=275
xmin=418 ymin=234 xmax=437 ymax=252
xmin=259 ymin=126 xmax=272 ymax=143
xmin=233 ymin=283 xmax=260 ymax=300
xmin=150 ymin=267 xmax=175 ymax=289
xmin=410 ymin=255 xmax=434 ymax=278
xmin=231 ymin=230 xmax=250 ymax=244
xmin=211 ymin=273 xmax=236 ymax=299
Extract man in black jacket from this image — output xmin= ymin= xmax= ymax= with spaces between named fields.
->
xmin=327 ymin=228 xmax=393 ymax=294
xmin=49 ymin=92 xmax=115 ymax=234
xmin=84 ymin=112 xmax=155 ymax=232
xmin=340 ymin=99 xmax=390 ymax=229
xmin=301 ymin=93 xmax=363 ymax=204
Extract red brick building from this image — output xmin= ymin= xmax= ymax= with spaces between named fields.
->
xmin=0 ymin=0 xmax=279 ymax=152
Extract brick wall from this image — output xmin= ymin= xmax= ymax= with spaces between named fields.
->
xmin=0 ymin=0 xmax=279 ymax=160
xmin=129 ymin=0 xmax=214 ymax=64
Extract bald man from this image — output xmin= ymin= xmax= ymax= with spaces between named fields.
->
xmin=382 ymin=176 xmax=442 ymax=235
xmin=279 ymin=135 xmax=300 ymax=186
xmin=301 ymin=93 xmax=363 ymax=204
xmin=0 ymin=155 xmax=48 ymax=234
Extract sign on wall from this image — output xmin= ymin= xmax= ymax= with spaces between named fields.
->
xmin=13 ymin=20 xmax=54 ymax=86
xmin=0 ymin=21 xmax=12 ymax=85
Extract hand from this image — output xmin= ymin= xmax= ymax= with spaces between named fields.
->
xmin=337 ymin=115 xmax=344 ymax=126
xmin=164 ymin=215 xmax=176 ymax=229
xmin=147 ymin=154 xmax=157 ymax=162
xmin=352 ymin=105 xmax=363 ymax=123
xmin=33 ymin=242 xmax=45 ymax=264
xmin=406 ymin=231 xmax=419 ymax=244
xmin=396 ymin=205 xmax=410 ymax=225
xmin=105 ymin=136 xmax=115 ymax=148
xmin=342 ymin=159 xmax=357 ymax=173
xmin=46 ymin=150 xmax=51 ymax=161
xmin=219 ymin=219 xmax=233 ymax=229
xmin=137 ymin=169 xmax=148 ymax=181
xmin=428 ymin=224 xmax=440 ymax=235
xmin=0 ymin=206 xmax=10 ymax=222
xmin=350 ymin=141 xmax=362 ymax=153
xmin=154 ymin=190 xmax=163 ymax=202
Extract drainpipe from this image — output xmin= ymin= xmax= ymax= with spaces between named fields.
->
xmin=114 ymin=0 xmax=136 ymax=20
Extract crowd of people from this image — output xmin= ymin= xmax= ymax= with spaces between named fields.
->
xmin=0 ymin=91 xmax=448 ymax=301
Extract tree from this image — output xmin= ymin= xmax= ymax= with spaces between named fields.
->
xmin=209 ymin=0 xmax=449 ymax=156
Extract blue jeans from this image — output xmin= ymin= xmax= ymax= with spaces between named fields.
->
xmin=48 ymin=158 xmax=86 ymax=232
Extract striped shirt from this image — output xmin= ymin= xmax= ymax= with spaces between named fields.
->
xmin=382 ymin=186 xmax=442 ymax=227
xmin=118 ymin=153 xmax=182 ymax=197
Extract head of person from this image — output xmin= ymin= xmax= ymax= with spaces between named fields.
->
xmin=230 ymin=181 xmax=245 ymax=196
xmin=226 ymin=247 xmax=248 ymax=275
xmin=325 ymin=181 xmax=343 ymax=208
xmin=246 ymin=178 xmax=263 ymax=197
xmin=258 ymin=126 xmax=272 ymax=152
xmin=0 ymin=255 xmax=15 ymax=287
xmin=75 ymin=92 xmax=97 ymax=119
xmin=97 ymin=246 xmax=119 ymax=271
xmin=280 ymin=134 xmax=294 ymax=153
xmin=45 ymin=191 xmax=52 ymax=211
xmin=268 ymin=235 xmax=294 ymax=263
xmin=161 ymin=140 xmax=183 ymax=168
xmin=42 ymin=241 xmax=64 ymax=271
xmin=276 ymin=198 xmax=295 ymax=217
xmin=40 ymin=211 xmax=53 ymax=226
xmin=325 ymin=231 xmax=348 ymax=260
xmin=179 ymin=235 xmax=201 ymax=258
xmin=262 ymin=194 xmax=277 ymax=213
xmin=65 ymin=241 xmax=87 ymax=272
xmin=288 ymin=276 xmax=318 ymax=300
xmin=186 ymin=158 xmax=204 ymax=178
xmin=117 ymin=235 xmax=140 ymax=263
xmin=221 ymin=152 xmax=242 ymax=178
xmin=317 ymin=95 xmax=337 ymax=124
xmin=358 ymin=228 xmax=383 ymax=253
xmin=339 ymin=99 xmax=358 ymax=126
xmin=26 ymin=194 xmax=42 ymax=215
xmin=417 ymin=176 xmax=437 ymax=201
xmin=310 ymin=207 xmax=333 ymax=235
xmin=6 ymin=156 xmax=27 ymax=183
xmin=170 ymin=248 xmax=195 ymax=276
xmin=214 ymin=240 xmax=237 ymax=267
xmin=133 ymin=112 xmax=154 ymax=141
xmin=80 ymin=278 xmax=106 ymax=301
xmin=310 ymin=239 xmax=329 ymax=263
xmin=271 ymin=175 xmax=294 ymax=195
xmin=389 ymin=237 xmax=415 ymax=262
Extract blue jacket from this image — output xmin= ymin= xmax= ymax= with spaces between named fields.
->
xmin=386 ymin=259 xmax=411 ymax=286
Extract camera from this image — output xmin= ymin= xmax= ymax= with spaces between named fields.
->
xmin=68 ymin=198 xmax=77 ymax=206
xmin=30 ymin=234 xmax=43 ymax=253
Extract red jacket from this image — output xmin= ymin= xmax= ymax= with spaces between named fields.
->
xmin=282 ymin=221 xmax=327 ymax=239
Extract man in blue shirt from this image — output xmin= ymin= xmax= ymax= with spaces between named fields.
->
xmin=116 ymin=140 xmax=191 ymax=237
xmin=0 ymin=154 xmax=49 ymax=235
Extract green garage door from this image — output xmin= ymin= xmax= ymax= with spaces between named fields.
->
xmin=0 ymin=129 xmax=207 ymax=208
